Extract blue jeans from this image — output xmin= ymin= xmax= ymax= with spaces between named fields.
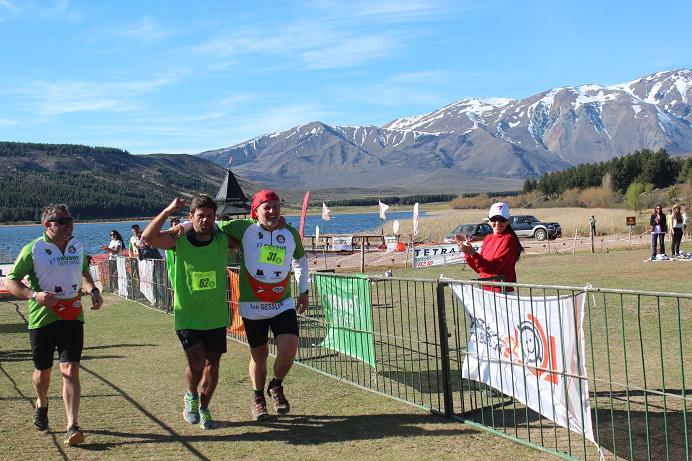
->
xmin=651 ymin=233 xmax=665 ymax=257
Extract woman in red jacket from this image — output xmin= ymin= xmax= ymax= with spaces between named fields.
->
xmin=455 ymin=202 xmax=524 ymax=292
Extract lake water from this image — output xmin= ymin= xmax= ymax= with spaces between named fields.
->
xmin=0 ymin=211 xmax=419 ymax=261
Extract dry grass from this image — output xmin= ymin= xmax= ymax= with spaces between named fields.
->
xmin=380 ymin=207 xmax=657 ymax=242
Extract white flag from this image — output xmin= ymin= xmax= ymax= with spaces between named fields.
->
xmin=451 ymin=284 xmax=595 ymax=445
xmin=379 ymin=200 xmax=389 ymax=220
xmin=315 ymin=225 xmax=320 ymax=242
xmin=322 ymin=203 xmax=331 ymax=221
xmin=412 ymin=203 xmax=420 ymax=237
xmin=392 ymin=220 xmax=400 ymax=235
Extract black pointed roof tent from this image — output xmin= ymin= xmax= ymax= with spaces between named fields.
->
xmin=214 ymin=168 xmax=251 ymax=218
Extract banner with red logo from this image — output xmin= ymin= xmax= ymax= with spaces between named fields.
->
xmin=451 ymin=284 xmax=595 ymax=445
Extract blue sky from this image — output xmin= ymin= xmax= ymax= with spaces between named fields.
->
xmin=1 ymin=0 xmax=690 ymax=155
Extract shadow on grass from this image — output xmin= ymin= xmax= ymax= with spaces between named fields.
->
xmin=455 ymin=387 xmax=692 ymax=461
xmin=80 ymin=412 xmax=470 ymax=450
xmin=0 ymin=322 xmax=28 ymax=334
xmin=0 ymin=343 xmax=156 ymax=363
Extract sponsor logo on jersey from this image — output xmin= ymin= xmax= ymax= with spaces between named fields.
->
xmin=272 ymin=286 xmax=285 ymax=294
xmin=256 ymin=269 xmax=264 ymax=277
xmin=258 ymin=231 xmax=264 ymax=239
xmin=68 ymin=245 xmax=77 ymax=254
xmin=44 ymin=248 xmax=52 ymax=255
xmin=274 ymin=271 xmax=282 ymax=277
xmin=276 ymin=235 xmax=285 ymax=243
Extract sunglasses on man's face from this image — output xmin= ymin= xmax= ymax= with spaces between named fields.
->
xmin=48 ymin=217 xmax=74 ymax=225
xmin=489 ymin=216 xmax=507 ymax=223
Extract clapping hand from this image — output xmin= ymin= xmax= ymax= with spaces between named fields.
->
xmin=455 ymin=233 xmax=476 ymax=255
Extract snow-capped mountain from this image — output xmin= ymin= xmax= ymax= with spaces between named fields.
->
xmin=198 ymin=69 xmax=692 ymax=190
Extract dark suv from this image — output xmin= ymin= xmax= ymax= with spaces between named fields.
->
xmin=443 ymin=222 xmax=493 ymax=243
xmin=509 ymin=215 xmax=561 ymax=241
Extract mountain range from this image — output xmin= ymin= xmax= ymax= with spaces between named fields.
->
xmin=198 ymin=69 xmax=692 ymax=191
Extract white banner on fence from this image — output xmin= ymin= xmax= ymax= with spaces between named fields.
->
xmin=450 ymin=284 xmax=595 ymax=444
xmin=384 ymin=235 xmax=398 ymax=252
xmin=138 ymin=259 xmax=156 ymax=304
xmin=88 ymin=265 xmax=101 ymax=291
xmin=116 ymin=256 xmax=129 ymax=297
xmin=413 ymin=242 xmax=481 ymax=268
xmin=331 ymin=236 xmax=353 ymax=251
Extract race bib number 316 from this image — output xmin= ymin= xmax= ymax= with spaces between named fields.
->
xmin=191 ymin=271 xmax=217 ymax=291
xmin=259 ymin=245 xmax=286 ymax=265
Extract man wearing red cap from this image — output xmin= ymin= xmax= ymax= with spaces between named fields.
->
xmin=217 ymin=189 xmax=308 ymax=421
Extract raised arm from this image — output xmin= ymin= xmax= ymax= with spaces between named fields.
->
xmin=142 ymin=198 xmax=189 ymax=250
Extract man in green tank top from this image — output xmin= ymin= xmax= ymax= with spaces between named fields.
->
xmin=143 ymin=195 xmax=233 ymax=430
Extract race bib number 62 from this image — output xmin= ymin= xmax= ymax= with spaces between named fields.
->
xmin=191 ymin=271 xmax=217 ymax=291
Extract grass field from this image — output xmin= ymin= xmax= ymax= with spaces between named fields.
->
xmin=359 ymin=246 xmax=692 ymax=460
xmin=2 ymin=247 xmax=689 ymax=460
xmin=0 ymin=295 xmax=545 ymax=461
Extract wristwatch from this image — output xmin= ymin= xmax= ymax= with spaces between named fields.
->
xmin=31 ymin=291 xmax=38 ymax=300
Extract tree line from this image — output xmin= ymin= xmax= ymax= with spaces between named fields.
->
xmin=524 ymin=149 xmax=691 ymax=195
xmin=320 ymin=194 xmax=459 ymax=207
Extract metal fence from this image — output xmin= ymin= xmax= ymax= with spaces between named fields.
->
xmin=92 ymin=258 xmax=690 ymax=461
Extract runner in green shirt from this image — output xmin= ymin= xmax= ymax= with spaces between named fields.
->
xmin=143 ymin=195 xmax=234 ymax=430
xmin=5 ymin=203 xmax=103 ymax=446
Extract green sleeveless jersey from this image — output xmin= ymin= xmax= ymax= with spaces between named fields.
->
xmin=173 ymin=230 xmax=230 ymax=330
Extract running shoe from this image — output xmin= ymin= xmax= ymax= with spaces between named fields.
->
xmin=64 ymin=425 xmax=85 ymax=445
xmin=199 ymin=408 xmax=216 ymax=429
xmin=34 ymin=406 xmax=48 ymax=431
xmin=267 ymin=382 xmax=290 ymax=414
xmin=251 ymin=396 xmax=269 ymax=421
xmin=183 ymin=393 xmax=200 ymax=424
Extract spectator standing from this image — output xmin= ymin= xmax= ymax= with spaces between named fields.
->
xmin=5 ymin=204 xmax=103 ymax=445
xmin=128 ymin=224 xmax=142 ymax=259
xmin=671 ymin=205 xmax=684 ymax=256
xmin=101 ymin=230 xmax=124 ymax=291
xmin=102 ymin=230 xmax=124 ymax=258
xmin=456 ymin=202 xmax=524 ymax=292
xmin=649 ymin=205 xmax=668 ymax=260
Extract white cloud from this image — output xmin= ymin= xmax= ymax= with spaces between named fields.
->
xmin=300 ymin=34 xmax=396 ymax=69
xmin=20 ymin=75 xmax=181 ymax=117
xmin=194 ymin=21 xmax=400 ymax=70
xmin=0 ymin=117 xmax=18 ymax=126
xmin=115 ymin=16 xmax=170 ymax=42
xmin=0 ymin=0 xmax=81 ymax=21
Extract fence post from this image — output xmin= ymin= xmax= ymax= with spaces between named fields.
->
xmin=435 ymin=282 xmax=454 ymax=418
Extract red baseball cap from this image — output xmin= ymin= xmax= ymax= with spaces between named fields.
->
xmin=251 ymin=189 xmax=280 ymax=219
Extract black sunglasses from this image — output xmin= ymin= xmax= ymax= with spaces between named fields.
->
xmin=489 ymin=216 xmax=508 ymax=223
xmin=48 ymin=217 xmax=74 ymax=225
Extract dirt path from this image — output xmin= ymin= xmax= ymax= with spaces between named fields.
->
xmin=306 ymin=233 xmax=690 ymax=272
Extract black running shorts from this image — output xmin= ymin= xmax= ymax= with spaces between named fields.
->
xmin=176 ymin=327 xmax=228 ymax=354
xmin=29 ymin=320 xmax=84 ymax=370
xmin=242 ymin=309 xmax=299 ymax=348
